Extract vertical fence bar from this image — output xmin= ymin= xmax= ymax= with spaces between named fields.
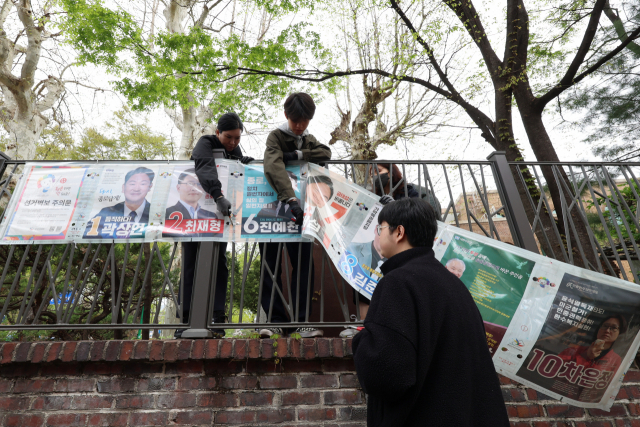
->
xmin=182 ymin=242 xmax=214 ymax=338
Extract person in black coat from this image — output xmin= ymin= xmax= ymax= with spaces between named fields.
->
xmin=83 ymin=167 xmax=154 ymax=239
xmin=175 ymin=113 xmax=254 ymax=339
xmin=353 ymin=198 xmax=509 ymax=427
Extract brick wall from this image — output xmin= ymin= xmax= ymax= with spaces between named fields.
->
xmin=0 ymin=339 xmax=639 ymax=426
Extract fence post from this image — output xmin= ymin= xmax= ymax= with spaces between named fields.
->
xmin=181 ymin=242 xmax=217 ymax=338
xmin=487 ymin=151 xmax=539 ymax=254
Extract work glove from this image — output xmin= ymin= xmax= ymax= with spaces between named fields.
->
xmin=240 ymin=156 xmax=254 ymax=164
xmin=282 ymin=151 xmax=298 ymax=165
xmin=289 ymin=199 xmax=304 ymax=226
xmin=216 ymin=196 xmax=232 ymax=216
xmin=379 ymin=195 xmax=394 ymax=205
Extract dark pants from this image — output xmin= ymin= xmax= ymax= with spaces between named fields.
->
xmin=259 ymin=241 xmax=314 ymax=323
xmin=179 ymin=241 xmax=229 ymax=323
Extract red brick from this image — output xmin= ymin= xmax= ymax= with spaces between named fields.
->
xmin=506 ymin=404 xmax=543 ymax=418
xmin=532 ymin=423 xmax=553 ymax=427
xmin=45 ymin=342 xmax=63 ymax=362
xmin=174 ymin=410 xmax=213 ymax=425
xmin=197 ymin=393 xmax=238 ymax=407
xmin=163 ymin=340 xmax=179 ymax=361
xmin=97 ymin=378 xmax=135 ymax=393
xmin=204 ymin=360 xmax=244 ymax=375
xmin=13 ymin=379 xmax=55 ymax=393
xmin=302 ymin=338 xmax=316 ymax=359
xmin=234 ymin=339 xmax=248 ymax=359
xmin=132 ymin=341 xmax=150 ymax=360
xmin=301 ymin=374 xmax=339 ymax=388
xmin=260 ymin=375 xmax=297 ymax=389
xmin=204 ymin=339 xmax=219 ymax=358
xmin=177 ymin=377 xmax=216 ymax=390
xmin=71 ymin=395 xmax=113 ymax=410
xmin=0 ymin=396 xmax=30 ymax=410
xmin=158 ymin=392 xmax=197 ymax=408
xmin=298 ymin=408 xmax=337 ymax=421
xmin=339 ymin=373 xmax=360 ymax=388
xmin=248 ymin=339 xmax=260 ymax=358
xmin=575 ymin=423 xmax=614 ymax=427
xmin=75 ymin=341 xmax=92 ymax=362
xmin=33 ymin=396 xmax=72 ymax=410
xmin=41 ymin=363 xmax=81 ymax=376
xmin=282 ymin=391 xmax=320 ymax=405
xmin=215 ymin=410 xmax=255 ymax=424
xmin=499 ymin=375 xmax=517 ymax=385
xmin=240 ymin=392 xmax=274 ymax=406
xmin=615 ymin=420 xmax=640 ymax=427
xmin=149 ymin=340 xmax=163 ymax=361
xmin=55 ymin=378 xmax=95 ymax=392
xmin=83 ymin=362 xmax=123 ymax=376
xmin=546 ymin=404 xmax=585 ymax=418
xmin=221 ymin=376 xmax=258 ymax=389
xmin=260 ymin=339 xmax=273 ymax=359
xmin=255 ymin=409 xmax=295 ymax=423
xmin=317 ymin=338 xmax=331 ymax=358
xmin=60 ymin=341 xmax=77 ymax=362
xmin=14 ymin=342 xmax=32 ymax=362
xmin=275 ymin=338 xmax=288 ymax=358
xmin=629 ymin=402 xmax=640 ymax=416
xmin=626 ymin=385 xmax=640 ymax=399
xmin=280 ymin=359 xmax=323 ymax=373
xmin=290 ymin=338 xmax=301 ymax=358
xmin=130 ymin=412 xmax=168 ymax=426
xmin=30 ymin=343 xmax=47 ymax=363
xmin=624 ymin=370 xmax=640 ymax=382
xmin=323 ymin=359 xmax=355 ymax=372
xmin=166 ymin=360 xmax=203 ymax=375
xmin=502 ymin=388 xmax=526 ymax=402
xmin=119 ymin=340 xmax=134 ymax=361
xmin=0 ymin=379 xmax=12 ymax=393
xmin=191 ymin=339 xmax=206 ymax=359
xmin=138 ymin=377 xmax=176 ymax=391
xmin=345 ymin=338 xmax=353 ymax=356
xmin=1 ymin=342 xmax=16 ymax=363
xmin=104 ymin=340 xmax=122 ymax=361
xmin=220 ymin=339 xmax=233 ymax=358
xmin=589 ymin=404 xmax=627 ymax=417
xmin=3 ymin=413 xmax=45 ymax=427
xmin=46 ymin=413 xmax=87 ymax=426
xmin=177 ymin=340 xmax=192 ymax=360
xmin=331 ymin=338 xmax=344 ymax=358
xmin=87 ymin=412 xmax=129 ymax=426
xmin=1 ymin=363 xmax=39 ymax=377
xmin=90 ymin=341 xmax=105 ymax=361
xmin=115 ymin=394 xmax=154 ymax=409
xmin=324 ymin=390 xmax=363 ymax=405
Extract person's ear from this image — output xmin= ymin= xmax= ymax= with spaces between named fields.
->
xmin=215 ymin=129 xmax=220 ymax=137
xmin=284 ymin=111 xmax=289 ymax=119
xmin=396 ymin=225 xmax=406 ymax=243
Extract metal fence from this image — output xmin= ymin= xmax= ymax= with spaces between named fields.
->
xmin=0 ymin=153 xmax=638 ymax=339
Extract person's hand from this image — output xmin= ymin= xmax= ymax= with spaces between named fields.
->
xmin=216 ymin=196 xmax=232 ymax=216
xmin=240 ymin=156 xmax=254 ymax=164
xmin=289 ymin=199 xmax=304 ymax=225
xmin=379 ymin=195 xmax=394 ymax=205
xmin=282 ymin=151 xmax=298 ymax=165
xmin=585 ymin=339 xmax=605 ymax=360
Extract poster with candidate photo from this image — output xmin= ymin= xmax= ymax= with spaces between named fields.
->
xmin=437 ymin=233 xmax=535 ymax=355
xmin=81 ymin=165 xmax=160 ymax=240
xmin=240 ymin=163 xmax=306 ymax=240
xmin=514 ymin=273 xmax=640 ymax=405
xmin=161 ymin=164 xmax=228 ymax=240
xmin=1 ymin=165 xmax=88 ymax=241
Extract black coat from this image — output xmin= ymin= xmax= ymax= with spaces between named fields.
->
xmin=191 ymin=134 xmax=243 ymax=200
xmin=353 ymin=247 xmax=509 ymax=427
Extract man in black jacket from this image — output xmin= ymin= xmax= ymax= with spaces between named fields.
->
xmin=353 ymin=198 xmax=509 ymax=427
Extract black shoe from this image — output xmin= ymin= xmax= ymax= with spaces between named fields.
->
xmin=211 ymin=310 xmax=227 ymax=339
xmin=174 ymin=329 xmax=186 ymax=339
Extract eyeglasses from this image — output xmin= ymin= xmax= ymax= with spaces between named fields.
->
xmin=376 ymin=225 xmax=391 ymax=236
xmin=600 ymin=323 xmax=620 ymax=332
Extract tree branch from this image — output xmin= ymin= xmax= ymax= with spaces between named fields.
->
xmin=17 ymin=0 xmax=42 ymax=86
xmin=603 ymin=0 xmax=640 ymax=57
xmin=0 ymin=0 xmax=12 ymax=31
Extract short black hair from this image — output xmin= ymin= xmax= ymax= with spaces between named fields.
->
xmin=378 ymin=198 xmax=437 ymax=248
xmin=217 ymin=112 xmax=244 ymax=132
xmin=125 ymin=167 xmax=155 ymax=184
xmin=284 ymin=93 xmax=316 ymax=121
xmin=308 ymin=174 xmax=334 ymax=199
xmin=178 ymin=168 xmax=197 ymax=183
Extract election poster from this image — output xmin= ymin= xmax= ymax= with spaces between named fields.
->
xmin=240 ymin=163 xmax=307 ymax=240
xmin=1 ymin=165 xmax=88 ymax=241
xmin=438 ymin=233 xmax=535 ymax=355
xmin=161 ymin=164 xmax=227 ymax=239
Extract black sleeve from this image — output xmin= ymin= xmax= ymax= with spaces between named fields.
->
xmin=191 ymin=135 xmax=223 ymax=200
